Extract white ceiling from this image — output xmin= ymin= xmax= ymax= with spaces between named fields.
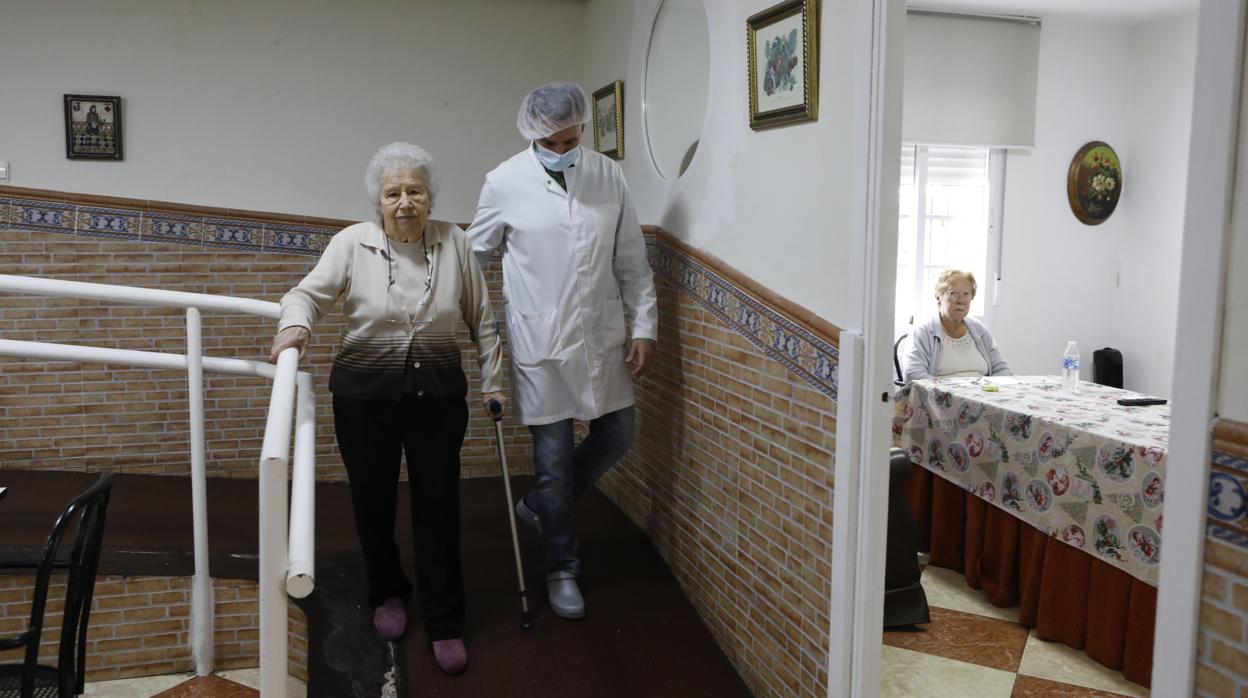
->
xmin=909 ymin=0 xmax=1198 ymax=22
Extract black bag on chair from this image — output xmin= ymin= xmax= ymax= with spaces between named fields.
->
xmin=1093 ymin=347 xmax=1124 ymax=388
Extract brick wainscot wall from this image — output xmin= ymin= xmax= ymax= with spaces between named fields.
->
xmin=0 ymin=186 xmax=841 ymax=692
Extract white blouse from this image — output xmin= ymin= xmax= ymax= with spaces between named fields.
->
xmin=938 ymin=332 xmax=989 ymax=377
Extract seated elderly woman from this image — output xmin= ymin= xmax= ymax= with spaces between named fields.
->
xmin=902 ymin=269 xmax=1010 ymax=382
xmin=269 ymin=142 xmax=505 ymax=675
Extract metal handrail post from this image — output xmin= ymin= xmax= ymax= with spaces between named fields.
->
xmin=185 ymin=308 xmax=214 ymax=676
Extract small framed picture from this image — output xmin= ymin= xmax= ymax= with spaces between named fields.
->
xmin=64 ymin=94 xmax=123 ymax=160
xmin=592 ymin=80 xmax=624 ymax=160
xmin=747 ymin=0 xmax=818 ymax=130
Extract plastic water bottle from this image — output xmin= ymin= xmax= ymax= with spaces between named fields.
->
xmin=1062 ymin=341 xmax=1081 ymax=392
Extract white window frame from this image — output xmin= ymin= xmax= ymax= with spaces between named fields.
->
xmin=898 ymin=143 xmax=1006 ymax=334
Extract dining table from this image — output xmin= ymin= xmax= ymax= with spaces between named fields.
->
xmin=894 ymin=375 xmax=1167 ymax=687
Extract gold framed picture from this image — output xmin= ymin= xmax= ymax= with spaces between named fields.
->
xmin=1066 ymin=141 xmax=1122 ymax=225
xmin=747 ymin=0 xmax=818 ymax=130
xmin=592 ymin=80 xmax=624 ymax=160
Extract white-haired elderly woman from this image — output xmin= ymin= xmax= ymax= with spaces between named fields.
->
xmin=270 ymin=142 xmax=505 ymax=675
xmin=902 ymin=269 xmax=1011 ymax=383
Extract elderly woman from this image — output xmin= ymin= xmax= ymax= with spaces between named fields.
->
xmin=269 ymin=142 xmax=504 ymax=675
xmin=902 ymin=269 xmax=1010 ymax=382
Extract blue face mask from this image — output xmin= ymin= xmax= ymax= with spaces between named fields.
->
xmin=535 ymin=143 xmax=580 ymax=172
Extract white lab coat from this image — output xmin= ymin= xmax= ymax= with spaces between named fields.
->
xmin=466 ymin=146 xmax=658 ymax=425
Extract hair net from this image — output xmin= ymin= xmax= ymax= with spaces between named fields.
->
xmin=516 ymin=83 xmax=589 ymax=140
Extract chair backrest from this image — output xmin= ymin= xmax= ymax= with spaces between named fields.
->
xmin=17 ymin=473 xmax=113 ymax=697
xmin=893 ymin=333 xmax=909 ymax=386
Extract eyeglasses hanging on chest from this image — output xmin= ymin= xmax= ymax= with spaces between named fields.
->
xmin=384 ymin=236 xmax=434 ymax=325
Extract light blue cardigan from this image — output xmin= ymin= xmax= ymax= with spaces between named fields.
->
xmin=902 ymin=316 xmax=1011 ymax=383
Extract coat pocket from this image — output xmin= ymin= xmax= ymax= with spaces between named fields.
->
xmin=601 ymin=298 xmax=627 ymax=349
xmin=505 ymin=304 xmax=560 ymax=365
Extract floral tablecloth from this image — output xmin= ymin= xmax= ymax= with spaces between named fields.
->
xmin=895 ymin=376 xmax=1168 ymax=586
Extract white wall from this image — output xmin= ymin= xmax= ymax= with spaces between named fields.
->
xmin=1117 ymin=16 xmax=1196 ymax=396
xmin=1218 ymin=63 xmax=1248 ymax=422
xmin=584 ymin=0 xmax=873 ymax=326
xmin=994 ymin=18 xmax=1131 ymax=382
xmin=0 ymin=0 xmax=585 ymax=223
xmin=993 ymin=15 xmax=1194 ymax=397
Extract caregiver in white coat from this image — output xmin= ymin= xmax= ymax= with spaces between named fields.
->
xmin=466 ymin=82 xmax=658 ymax=620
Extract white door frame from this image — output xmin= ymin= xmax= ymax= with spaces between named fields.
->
xmin=1153 ymin=1 xmax=1245 ymax=694
xmin=830 ymin=1 xmax=1246 ymax=696
xmin=827 ymin=0 xmax=904 ymax=695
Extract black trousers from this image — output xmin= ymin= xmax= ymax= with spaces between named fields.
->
xmin=333 ymin=393 xmax=468 ymax=641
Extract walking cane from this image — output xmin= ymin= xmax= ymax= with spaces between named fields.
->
xmin=489 ymin=399 xmax=535 ymax=630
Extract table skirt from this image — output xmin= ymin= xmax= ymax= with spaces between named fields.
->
xmin=907 ymin=465 xmax=1155 ymax=688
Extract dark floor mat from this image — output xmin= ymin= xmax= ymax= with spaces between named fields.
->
xmin=0 ymin=470 xmax=751 ymax=697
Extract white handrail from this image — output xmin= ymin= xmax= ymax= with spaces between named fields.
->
xmin=258 ymin=348 xmax=299 ymax=697
xmin=0 ymin=339 xmax=277 ymax=379
xmin=0 ymin=275 xmax=313 ymax=698
xmin=0 ymin=273 xmax=279 ymax=318
xmin=287 ymin=371 xmax=317 ymax=598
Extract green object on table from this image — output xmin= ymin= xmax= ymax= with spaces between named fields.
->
xmin=981 ymin=383 xmax=999 ymax=392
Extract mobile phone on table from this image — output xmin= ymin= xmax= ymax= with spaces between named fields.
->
xmin=1116 ymin=397 xmax=1167 ymax=406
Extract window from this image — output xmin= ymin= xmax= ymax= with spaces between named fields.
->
xmin=896 ymin=144 xmax=1005 ymax=337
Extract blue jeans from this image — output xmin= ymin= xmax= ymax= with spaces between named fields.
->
xmin=527 ymin=406 xmax=635 ymax=575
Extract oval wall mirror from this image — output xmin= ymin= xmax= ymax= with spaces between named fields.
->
xmin=644 ymin=0 xmax=710 ymax=180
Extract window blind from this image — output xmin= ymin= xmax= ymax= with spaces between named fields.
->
xmin=903 ymin=12 xmax=1040 ymax=147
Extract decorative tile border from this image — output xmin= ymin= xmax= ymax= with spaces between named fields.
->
xmin=75 ymin=205 xmax=142 ymax=239
xmin=0 ymin=188 xmax=842 ymax=403
xmin=202 ymin=217 xmax=264 ymax=250
xmin=0 ymin=191 xmax=340 ymax=256
xmin=264 ymin=222 xmax=330 ymax=254
xmin=647 ymin=233 xmax=840 ymax=401
xmin=1209 ymin=418 xmax=1248 ymax=551
xmin=143 ymin=211 xmax=203 ymax=244
xmin=5 ymin=198 xmax=76 ymax=233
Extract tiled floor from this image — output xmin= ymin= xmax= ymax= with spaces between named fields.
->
xmin=881 ymin=566 xmax=1150 ymax=697
xmin=80 ymin=564 xmax=1148 ymax=696
xmin=83 ymin=668 xmax=306 ymax=697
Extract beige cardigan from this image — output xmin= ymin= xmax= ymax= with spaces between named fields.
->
xmin=279 ymin=219 xmax=503 ymax=400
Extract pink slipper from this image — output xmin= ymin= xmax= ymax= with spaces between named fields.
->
xmin=432 ymin=638 xmax=468 ymax=674
xmin=373 ymin=597 xmax=407 ymax=641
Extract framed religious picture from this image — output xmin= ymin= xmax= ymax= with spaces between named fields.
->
xmin=592 ymin=80 xmax=625 ymax=160
xmin=1066 ymin=141 xmax=1122 ymax=225
xmin=747 ymin=0 xmax=818 ymax=130
xmin=64 ymin=94 xmax=123 ymax=160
